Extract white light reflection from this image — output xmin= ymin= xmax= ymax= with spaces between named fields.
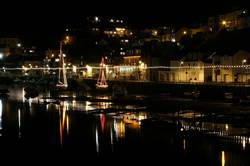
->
xmin=22 ymin=88 xmax=25 ymax=103
xmin=0 ymin=100 xmax=2 ymax=134
xmin=18 ymin=109 xmax=21 ymax=138
xmin=183 ymin=138 xmax=186 ymax=151
xmin=28 ymin=98 xmax=33 ymax=114
xmin=95 ymin=127 xmax=99 ymax=154
xmin=72 ymin=100 xmax=76 ymax=108
xmin=110 ymin=124 xmax=114 ymax=152
xmin=242 ymin=138 xmax=246 ymax=150
xmin=85 ymin=101 xmax=95 ymax=111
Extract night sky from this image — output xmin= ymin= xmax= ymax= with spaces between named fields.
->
xmin=0 ymin=0 xmax=248 ymax=50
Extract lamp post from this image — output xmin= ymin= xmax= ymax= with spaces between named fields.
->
xmin=242 ymin=59 xmax=247 ymax=83
xmin=179 ymin=61 xmax=184 ymax=82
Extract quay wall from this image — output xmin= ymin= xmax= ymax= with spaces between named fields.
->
xmin=81 ymin=79 xmax=250 ymax=100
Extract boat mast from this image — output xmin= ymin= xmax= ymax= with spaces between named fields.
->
xmin=58 ymin=41 xmax=68 ymax=87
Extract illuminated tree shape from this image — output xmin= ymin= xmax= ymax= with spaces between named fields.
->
xmin=96 ymin=57 xmax=108 ymax=89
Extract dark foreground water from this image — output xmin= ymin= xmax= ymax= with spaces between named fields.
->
xmin=0 ymin=95 xmax=250 ymax=165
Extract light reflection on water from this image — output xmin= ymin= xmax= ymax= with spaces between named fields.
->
xmin=0 ymin=99 xmax=2 ymax=134
xmin=221 ymin=151 xmax=225 ymax=166
xmin=1 ymin=90 xmax=250 ymax=164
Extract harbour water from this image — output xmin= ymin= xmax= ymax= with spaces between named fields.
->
xmin=0 ymin=87 xmax=250 ymax=165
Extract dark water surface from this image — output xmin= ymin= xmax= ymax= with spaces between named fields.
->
xmin=1 ymin=89 xmax=250 ymax=165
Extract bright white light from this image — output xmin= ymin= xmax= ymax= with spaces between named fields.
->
xmin=0 ymin=53 xmax=3 ymax=59
xmin=95 ymin=16 xmax=99 ymax=22
xmin=171 ymin=38 xmax=176 ymax=42
xmin=17 ymin=43 xmax=21 ymax=47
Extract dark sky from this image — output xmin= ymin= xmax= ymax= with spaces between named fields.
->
xmin=0 ymin=0 xmax=248 ymax=50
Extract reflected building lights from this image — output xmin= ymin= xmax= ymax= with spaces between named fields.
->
xmin=110 ymin=126 xmax=113 ymax=145
xmin=22 ymin=88 xmax=25 ymax=103
xmin=95 ymin=127 xmax=99 ymax=154
xmin=59 ymin=110 xmax=63 ymax=146
xmin=18 ymin=109 xmax=21 ymax=138
xmin=110 ymin=125 xmax=114 ymax=152
xmin=85 ymin=101 xmax=95 ymax=111
xmin=181 ymin=121 xmax=250 ymax=148
xmin=242 ymin=139 xmax=246 ymax=150
xmin=221 ymin=151 xmax=225 ymax=166
xmin=0 ymin=100 xmax=2 ymax=133
xmin=66 ymin=115 xmax=69 ymax=135
xmin=183 ymin=138 xmax=186 ymax=151
xmin=28 ymin=98 xmax=33 ymax=114
xmin=72 ymin=100 xmax=76 ymax=108
xmin=114 ymin=119 xmax=125 ymax=139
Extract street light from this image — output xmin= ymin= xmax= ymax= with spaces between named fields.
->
xmin=242 ymin=59 xmax=247 ymax=83
xmin=179 ymin=61 xmax=184 ymax=82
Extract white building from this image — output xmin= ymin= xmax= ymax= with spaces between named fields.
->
xmin=160 ymin=60 xmax=212 ymax=83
